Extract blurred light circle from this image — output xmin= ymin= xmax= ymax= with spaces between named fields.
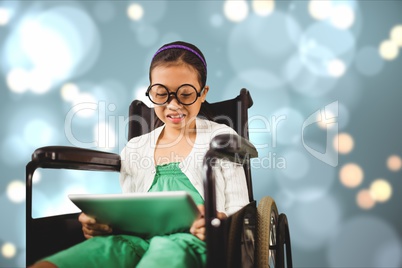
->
xmin=370 ymin=179 xmax=392 ymax=203
xmin=316 ymin=109 xmax=336 ymax=130
xmin=71 ymin=92 xmax=97 ymax=118
xmin=355 ymin=46 xmax=384 ymax=76
xmin=299 ymin=21 xmax=356 ymax=77
xmin=356 ymin=189 xmax=375 ymax=210
xmin=222 ymin=72 xmax=290 ymax=117
xmin=333 ymin=132 xmax=354 ymax=154
xmin=0 ymin=7 xmax=11 ymax=26
xmin=328 ymin=215 xmax=402 ymax=267
xmin=28 ymin=68 xmax=53 ymax=94
xmin=6 ymin=68 xmax=29 ymax=93
xmin=1 ymin=242 xmax=16 ymax=259
xmin=276 ymin=144 xmax=336 ymax=201
xmin=330 ymin=4 xmax=355 ymax=29
xmin=379 ymin=40 xmax=399 ymax=61
xmin=387 ymin=154 xmax=402 ymax=172
xmin=61 ymin=83 xmax=80 ymax=102
xmin=272 ymin=107 xmax=304 ymax=145
xmin=224 ymin=0 xmax=249 ymax=22
xmin=327 ymin=58 xmax=346 ymax=77
xmin=3 ymin=6 xmax=100 ymax=87
xmin=339 ymin=163 xmax=363 ymax=188
xmin=316 ymin=101 xmax=349 ymax=131
xmin=308 ymin=0 xmax=332 ymax=20
xmin=228 ymin=12 xmax=301 ymax=74
xmin=23 ymin=119 xmax=55 ymax=147
xmin=127 ymin=3 xmax=144 ymax=21
xmin=288 ymin=194 xmax=341 ymax=250
xmin=252 ymin=0 xmax=275 ymax=17
xmin=284 ymin=54 xmax=338 ymax=97
xmin=6 ymin=180 xmax=25 ymax=203
xmin=390 ymin=25 xmax=402 ymax=47
xmin=281 ymin=150 xmax=310 ymax=180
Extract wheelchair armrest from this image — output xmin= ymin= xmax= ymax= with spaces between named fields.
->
xmin=209 ymin=134 xmax=258 ymax=162
xmin=30 ymin=146 xmax=121 ymax=171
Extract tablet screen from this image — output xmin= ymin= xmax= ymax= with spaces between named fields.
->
xmin=69 ymin=191 xmax=200 ymax=238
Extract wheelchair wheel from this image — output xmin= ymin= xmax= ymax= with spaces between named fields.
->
xmin=256 ymin=196 xmax=278 ymax=268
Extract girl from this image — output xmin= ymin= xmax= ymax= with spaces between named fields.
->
xmin=32 ymin=41 xmax=249 ymax=268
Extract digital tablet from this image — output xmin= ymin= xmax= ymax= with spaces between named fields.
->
xmin=68 ymin=191 xmax=200 ymax=238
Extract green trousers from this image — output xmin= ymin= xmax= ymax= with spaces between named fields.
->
xmin=44 ymin=233 xmax=206 ymax=268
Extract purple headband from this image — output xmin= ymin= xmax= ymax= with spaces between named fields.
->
xmin=152 ymin=44 xmax=207 ymax=70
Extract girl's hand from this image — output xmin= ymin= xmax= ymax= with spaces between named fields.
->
xmin=78 ymin=213 xmax=113 ymax=239
xmin=190 ymin=205 xmax=227 ymax=241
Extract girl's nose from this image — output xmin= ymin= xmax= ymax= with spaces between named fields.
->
xmin=166 ymin=97 xmax=182 ymax=110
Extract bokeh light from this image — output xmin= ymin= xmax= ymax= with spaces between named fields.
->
xmin=223 ymin=0 xmax=249 ymax=22
xmin=379 ymin=40 xmax=399 ymax=61
xmin=61 ymin=83 xmax=80 ymax=102
xmin=339 ymin=163 xmax=364 ymax=188
xmin=334 ymin=132 xmax=354 ymax=154
xmin=1 ymin=242 xmax=16 ymax=259
xmin=6 ymin=68 xmax=30 ymax=93
xmin=0 ymin=7 xmax=11 ymax=26
xmin=6 ymin=180 xmax=26 ymax=203
xmin=370 ymin=179 xmax=392 ymax=203
xmin=308 ymin=0 xmax=332 ymax=21
xmin=71 ymin=92 xmax=97 ymax=118
xmin=316 ymin=109 xmax=336 ymax=130
xmin=252 ymin=0 xmax=275 ymax=17
xmin=327 ymin=58 xmax=346 ymax=77
xmin=1 ymin=5 xmax=101 ymax=92
xmin=127 ymin=3 xmax=144 ymax=21
xmin=330 ymin=4 xmax=355 ymax=30
xmin=387 ymin=154 xmax=402 ymax=172
xmin=299 ymin=22 xmax=356 ymax=78
xmin=356 ymin=189 xmax=376 ymax=210
xmin=28 ymin=68 xmax=53 ymax=94
xmin=390 ymin=25 xmax=402 ymax=47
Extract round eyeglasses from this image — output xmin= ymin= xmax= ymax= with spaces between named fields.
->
xmin=145 ymin=84 xmax=203 ymax=106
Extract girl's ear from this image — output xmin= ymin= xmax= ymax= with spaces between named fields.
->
xmin=201 ymin=86 xmax=209 ymax=102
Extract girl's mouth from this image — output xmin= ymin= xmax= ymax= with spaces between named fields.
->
xmin=167 ymin=114 xmax=185 ymax=123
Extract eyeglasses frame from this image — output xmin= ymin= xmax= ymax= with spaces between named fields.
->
xmin=145 ymin=83 xmax=204 ymax=106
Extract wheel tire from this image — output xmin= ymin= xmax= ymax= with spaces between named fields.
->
xmin=256 ymin=196 xmax=278 ymax=268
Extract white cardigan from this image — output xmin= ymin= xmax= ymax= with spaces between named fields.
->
xmin=119 ymin=118 xmax=250 ymax=216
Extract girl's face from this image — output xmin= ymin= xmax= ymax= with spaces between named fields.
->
xmin=150 ymin=64 xmax=208 ymax=131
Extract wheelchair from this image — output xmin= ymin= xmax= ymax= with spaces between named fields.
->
xmin=26 ymin=88 xmax=293 ymax=267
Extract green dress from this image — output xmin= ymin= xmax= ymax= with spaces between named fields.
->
xmin=43 ymin=163 xmax=206 ymax=268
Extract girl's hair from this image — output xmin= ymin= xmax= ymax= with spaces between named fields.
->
xmin=149 ymin=41 xmax=207 ymax=88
